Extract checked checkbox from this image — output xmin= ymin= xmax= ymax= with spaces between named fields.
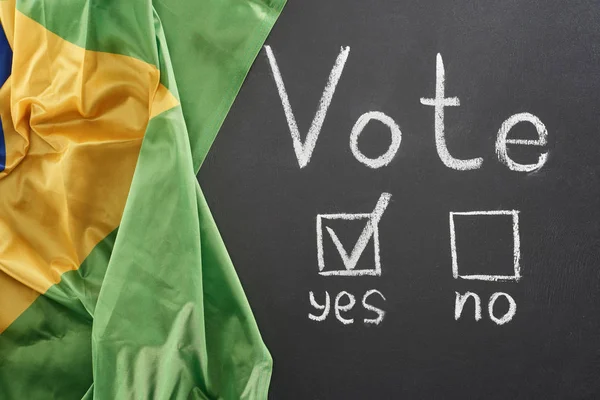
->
xmin=316 ymin=193 xmax=391 ymax=276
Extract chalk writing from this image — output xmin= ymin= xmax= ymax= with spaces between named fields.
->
xmin=454 ymin=291 xmax=517 ymax=325
xmin=308 ymin=290 xmax=387 ymax=325
xmin=362 ymin=289 xmax=386 ymax=325
xmin=335 ymin=291 xmax=356 ymax=325
xmin=488 ymin=292 xmax=517 ymax=325
xmin=264 ymin=46 xmax=539 ymax=329
xmin=496 ymin=112 xmax=548 ymax=172
xmin=420 ymin=53 xmax=484 ymax=170
xmin=450 ymin=211 xmax=521 ymax=325
xmin=265 ymin=45 xmax=350 ymax=168
xmin=449 ymin=210 xmax=521 ymax=282
xmin=350 ymin=111 xmax=402 ymax=168
xmin=309 ymin=291 xmax=330 ymax=322
xmin=317 ymin=192 xmax=391 ymax=276
xmin=455 ymin=291 xmax=482 ymax=321
xmin=266 ymin=47 xmax=549 ymax=172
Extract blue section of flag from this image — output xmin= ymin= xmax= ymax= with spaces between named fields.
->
xmin=0 ymin=24 xmax=11 ymax=172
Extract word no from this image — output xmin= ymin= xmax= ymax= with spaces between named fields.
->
xmin=455 ymin=291 xmax=517 ymax=325
xmin=309 ymin=290 xmax=386 ymax=325
xmin=265 ymin=46 xmax=548 ymax=172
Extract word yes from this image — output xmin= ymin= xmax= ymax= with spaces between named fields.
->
xmin=309 ymin=289 xmax=386 ymax=325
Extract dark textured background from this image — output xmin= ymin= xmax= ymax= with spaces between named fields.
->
xmin=198 ymin=1 xmax=600 ymax=398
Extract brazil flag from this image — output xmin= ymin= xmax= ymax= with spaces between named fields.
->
xmin=0 ymin=0 xmax=285 ymax=398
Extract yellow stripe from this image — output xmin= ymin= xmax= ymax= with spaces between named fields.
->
xmin=0 ymin=10 xmax=178 ymax=332
xmin=0 ymin=0 xmax=15 ymax=49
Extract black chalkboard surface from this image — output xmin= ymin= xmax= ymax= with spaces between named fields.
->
xmin=198 ymin=0 xmax=600 ymax=398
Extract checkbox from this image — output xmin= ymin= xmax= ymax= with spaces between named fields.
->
xmin=449 ymin=210 xmax=521 ymax=282
xmin=316 ymin=193 xmax=391 ymax=276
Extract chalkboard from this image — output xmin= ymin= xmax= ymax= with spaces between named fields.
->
xmin=198 ymin=0 xmax=600 ymax=398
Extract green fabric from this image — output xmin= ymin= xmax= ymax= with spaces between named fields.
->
xmin=18 ymin=0 xmax=158 ymax=65
xmin=92 ymin=108 xmax=272 ymax=398
xmin=0 ymin=295 xmax=93 ymax=398
xmin=0 ymin=230 xmax=117 ymax=399
xmin=153 ymin=0 xmax=286 ymax=169
xmin=0 ymin=0 xmax=285 ymax=398
xmin=18 ymin=0 xmax=286 ymax=164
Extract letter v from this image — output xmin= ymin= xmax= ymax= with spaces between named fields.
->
xmin=265 ymin=45 xmax=350 ymax=168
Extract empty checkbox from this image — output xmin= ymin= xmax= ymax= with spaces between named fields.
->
xmin=449 ymin=210 xmax=521 ymax=282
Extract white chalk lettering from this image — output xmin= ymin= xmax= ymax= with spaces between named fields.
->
xmin=335 ymin=291 xmax=356 ymax=325
xmin=308 ymin=291 xmax=330 ymax=322
xmin=420 ymin=53 xmax=483 ymax=170
xmin=495 ymin=112 xmax=548 ymax=172
xmin=362 ymin=289 xmax=386 ymax=325
xmin=350 ymin=111 xmax=402 ymax=168
xmin=488 ymin=292 xmax=517 ymax=325
xmin=265 ymin=45 xmax=350 ymax=168
xmin=454 ymin=291 xmax=482 ymax=321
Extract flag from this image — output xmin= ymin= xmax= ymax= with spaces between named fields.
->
xmin=0 ymin=0 xmax=285 ymax=398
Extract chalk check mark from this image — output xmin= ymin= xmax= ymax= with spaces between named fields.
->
xmin=324 ymin=193 xmax=391 ymax=271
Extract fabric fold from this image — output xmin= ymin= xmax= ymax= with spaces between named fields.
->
xmin=0 ymin=0 xmax=285 ymax=398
